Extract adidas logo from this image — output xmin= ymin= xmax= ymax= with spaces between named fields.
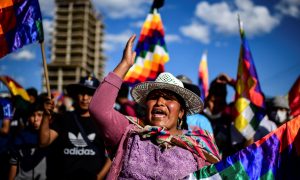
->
xmin=68 ymin=132 xmax=96 ymax=147
xmin=64 ymin=147 xmax=95 ymax=156
xmin=64 ymin=132 xmax=96 ymax=156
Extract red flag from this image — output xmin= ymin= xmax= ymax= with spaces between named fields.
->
xmin=288 ymin=76 xmax=300 ymax=118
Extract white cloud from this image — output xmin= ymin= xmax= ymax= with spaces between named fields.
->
xmin=92 ymin=0 xmax=150 ymax=19
xmin=12 ymin=50 xmax=35 ymax=61
xmin=180 ymin=22 xmax=210 ymax=44
xmin=181 ymin=0 xmax=280 ymax=38
xmin=104 ymin=31 xmax=133 ymax=51
xmin=105 ymin=31 xmax=133 ymax=44
xmin=276 ymin=0 xmax=300 ymax=18
xmin=102 ymin=42 xmax=114 ymax=52
xmin=165 ymin=34 xmax=181 ymax=43
xmin=130 ymin=20 xmax=144 ymax=28
xmin=235 ymin=0 xmax=280 ymax=36
xmin=195 ymin=2 xmax=237 ymax=35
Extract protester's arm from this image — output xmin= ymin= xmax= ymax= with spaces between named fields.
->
xmin=8 ymin=164 xmax=17 ymax=180
xmin=216 ymin=73 xmax=236 ymax=87
xmin=97 ymin=158 xmax=112 ymax=180
xmin=8 ymin=150 xmax=18 ymax=180
xmin=0 ymin=118 xmax=10 ymax=135
xmin=1 ymin=100 xmax=12 ymax=135
xmin=39 ymin=98 xmax=58 ymax=147
xmin=89 ymin=35 xmax=136 ymax=150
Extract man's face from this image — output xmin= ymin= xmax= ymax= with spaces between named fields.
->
xmin=77 ymin=89 xmax=94 ymax=111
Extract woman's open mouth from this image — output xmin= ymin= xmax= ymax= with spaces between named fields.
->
xmin=151 ymin=109 xmax=166 ymax=118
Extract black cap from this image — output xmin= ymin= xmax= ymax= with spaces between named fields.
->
xmin=66 ymin=76 xmax=100 ymax=97
xmin=26 ymin=87 xmax=38 ymax=98
xmin=176 ymin=75 xmax=201 ymax=98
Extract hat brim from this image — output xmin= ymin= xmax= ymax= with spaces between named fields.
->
xmin=66 ymin=84 xmax=96 ymax=97
xmin=131 ymin=82 xmax=203 ymax=115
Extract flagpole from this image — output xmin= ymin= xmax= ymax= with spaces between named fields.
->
xmin=40 ymin=42 xmax=51 ymax=98
xmin=237 ymin=14 xmax=243 ymax=36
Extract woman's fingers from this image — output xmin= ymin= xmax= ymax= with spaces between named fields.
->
xmin=113 ymin=34 xmax=137 ymax=78
xmin=123 ymin=34 xmax=136 ymax=65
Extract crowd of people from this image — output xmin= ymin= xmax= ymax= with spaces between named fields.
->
xmin=0 ymin=35 xmax=297 ymax=179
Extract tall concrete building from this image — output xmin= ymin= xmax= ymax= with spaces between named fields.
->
xmin=45 ymin=0 xmax=105 ymax=93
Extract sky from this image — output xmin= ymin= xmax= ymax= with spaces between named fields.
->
xmin=0 ymin=0 xmax=299 ymax=102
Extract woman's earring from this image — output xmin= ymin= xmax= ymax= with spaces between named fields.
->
xmin=177 ymin=118 xmax=182 ymax=129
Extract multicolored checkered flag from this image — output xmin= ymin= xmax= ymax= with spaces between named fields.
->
xmin=198 ymin=51 xmax=209 ymax=102
xmin=124 ymin=0 xmax=169 ymax=85
xmin=188 ymin=115 xmax=300 ymax=179
xmin=0 ymin=0 xmax=44 ymax=59
xmin=232 ymin=17 xmax=266 ymax=140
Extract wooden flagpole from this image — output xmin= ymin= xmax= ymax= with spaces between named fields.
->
xmin=40 ymin=41 xmax=51 ymax=98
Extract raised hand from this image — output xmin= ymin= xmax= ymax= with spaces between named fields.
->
xmin=216 ymin=73 xmax=232 ymax=84
xmin=43 ymin=97 xmax=54 ymax=116
xmin=216 ymin=73 xmax=236 ymax=87
xmin=122 ymin=34 xmax=136 ymax=67
xmin=113 ymin=35 xmax=137 ymax=79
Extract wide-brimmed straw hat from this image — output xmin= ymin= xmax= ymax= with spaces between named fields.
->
xmin=131 ymin=72 xmax=203 ymax=115
xmin=66 ymin=75 xmax=100 ymax=98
